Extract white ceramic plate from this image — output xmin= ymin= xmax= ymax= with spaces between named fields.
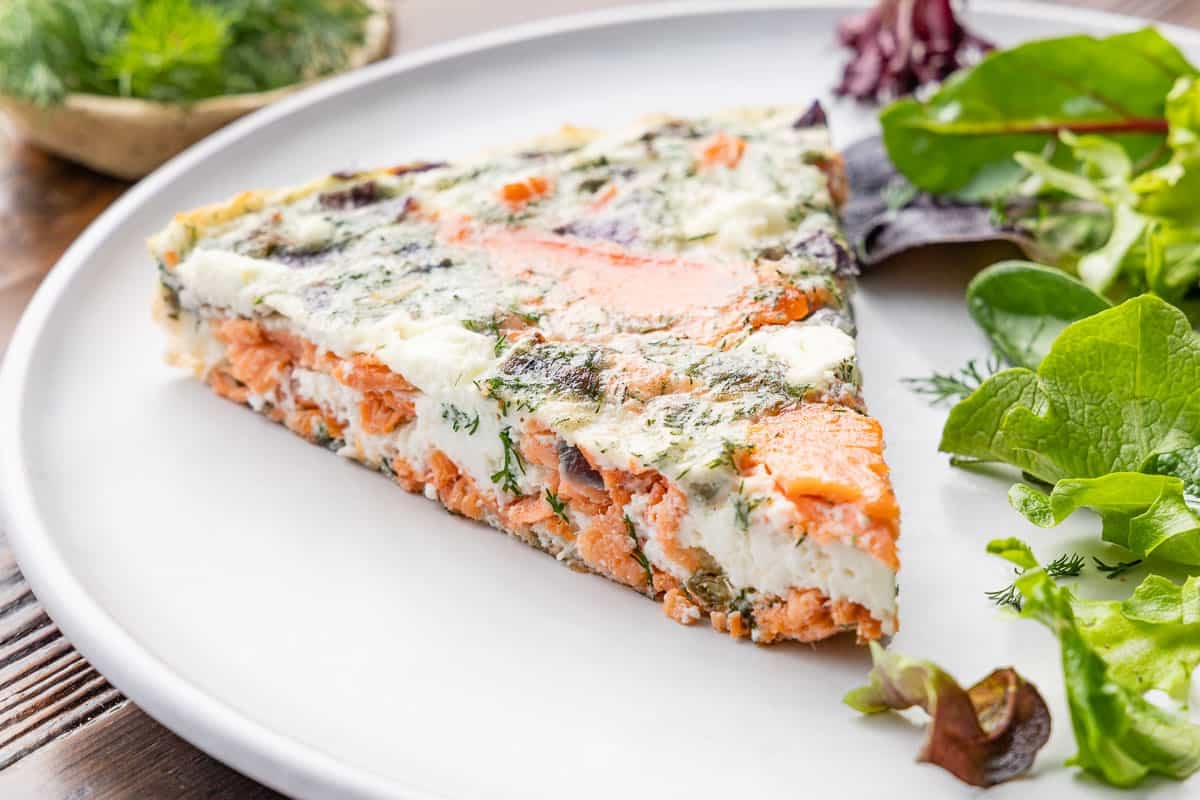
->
xmin=3 ymin=3 xmax=1198 ymax=798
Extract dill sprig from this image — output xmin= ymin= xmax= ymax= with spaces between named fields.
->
xmin=985 ymin=582 xmax=1024 ymax=611
xmin=441 ymin=403 xmax=480 ymax=435
xmin=904 ymin=357 xmax=1000 ymax=405
xmin=624 ymin=515 xmax=653 ymax=589
xmin=462 ymin=313 xmax=509 ymax=356
xmin=706 ymin=440 xmax=754 ymax=471
xmin=489 ymin=427 xmax=525 ymax=495
xmin=379 ymin=457 xmax=396 ymax=479
xmin=987 ymin=551 xmax=1084 ymax=610
xmin=0 ymin=0 xmax=370 ymax=106
xmin=1046 ymin=552 xmax=1085 ymax=578
xmin=732 ymin=482 xmax=765 ymax=532
xmin=544 ymin=489 xmax=568 ymax=522
xmin=1093 ymin=557 xmax=1143 ymax=580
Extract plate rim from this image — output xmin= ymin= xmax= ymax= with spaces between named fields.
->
xmin=3 ymin=2 xmax=1198 ymax=797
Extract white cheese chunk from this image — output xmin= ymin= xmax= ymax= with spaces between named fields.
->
xmin=175 ymin=250 xmax=297 ymax=318
xmin=377 ymin=325 xmax=497 ymax=394
xmin=280 ymin=213 xmax=336 ymax=250
xmin=680 ymin=188 xmax=793 ymax=251
xmin=737 ymin=323 xmax=855 ymax=390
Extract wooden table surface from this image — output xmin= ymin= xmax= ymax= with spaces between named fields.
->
xmin=0 ymin=1 xmax=1196 ymax=797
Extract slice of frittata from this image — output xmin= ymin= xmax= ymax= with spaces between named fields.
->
xmin=150 ymin=105 xmax=899 ymax=643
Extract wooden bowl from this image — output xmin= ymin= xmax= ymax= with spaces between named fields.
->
xmin=0 ymin=1 xmax=392 ymax=180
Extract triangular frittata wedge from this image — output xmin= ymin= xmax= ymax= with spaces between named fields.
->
xmin=151 ymin=106 xmax=899 ymax=643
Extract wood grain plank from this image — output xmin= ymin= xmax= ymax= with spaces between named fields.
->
xmin=2 ymin=703 xmax=284 ymax=800
xmin=0 ymin=2 xmax=1195 ymax=798
xmin=0 ymin=537 xmax=121 ymax=772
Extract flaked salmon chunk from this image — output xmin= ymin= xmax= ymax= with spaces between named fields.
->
xmin=151 ymin=105 xmax=898 ymax=643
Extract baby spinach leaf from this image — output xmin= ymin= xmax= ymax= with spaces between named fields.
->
xmin=845 ymin=641 xmax=1050 ymax=787
xmin=990 ymin=540 xmax=1200 ymax=787
xmin=880 ymin=28 xmax=1195 ymax=196
xmin=941 ymin=295 xmax=1200 ymax=484
xmin=966 ymin=261 xmax=1110 ymax=368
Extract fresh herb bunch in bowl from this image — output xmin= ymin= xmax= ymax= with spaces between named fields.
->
xmin=0 ymin=0 xmax=392 ymax=178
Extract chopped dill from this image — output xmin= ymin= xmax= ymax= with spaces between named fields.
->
xmin=488 ymin=342 xmax=606 ymax=413
xmin=512 ymin=307 xmax=542 ymax=325
xmin=985 ymin=582 xmax=1023 ymax=611
xmin=570 ymin=155 xmax=609 ymax=171
xmin=987 ymin=551 xmax=1084 ymax=610
xmin=728 ymin=587 xmax=756 ymax=629
xmin=463 ymin=314 xmax=508 ymax=356
xmin=1093 ymin=557 xmax=1143 ymax=580
xmin=624 ymin=515 xmax=653 ymax=589
xmin=489 ymin=426 xmax=525 ymax=495
xmin=441 ymin=403 xmax=480 ymax=435
xmin=732 ymin=482 xmax=764 ymax=532
xmin=1046 ymin=552 xmax=1085 ymax=578
xmin=707 ymin=440 xmax=754 ymax=472
xmin=904 ymin=357 xmax=1000 ymax=405
xmin=545 ymin=489 xmax=568 ymax=522
xmin=476 ymin=375 xmax=536 ymax=416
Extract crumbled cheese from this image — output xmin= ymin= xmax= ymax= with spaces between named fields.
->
xmin=737 ymin=323 xmax=856 ymax=391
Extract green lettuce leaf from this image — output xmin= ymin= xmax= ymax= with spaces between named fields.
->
xmin=1015 ymin=130 xmax=1136 ymax=206
xmin=1131 ymin=77 xmax=1200 ymax=225
xmin=941 ymin=295 xmax=1200 ymax=484
xmin=936 ymin=369 xmax=1042 ymax=467
xmin=845 ymin=641 xmax=1051 ymax=787
xmin=1142 ymin=222 xmax=1200 ymax=311
xmin=966 ymin=261 xmax=1111 ymax=369
xmin=1007 ymin=78 xmax=1200 ymax=300
xmin=1076 ymin=204 xmax=1148 ymax=293
xmin=880 ymin=28 xmax=1195 ymax=196
xmin=1010 ymin=472 xmax=1200 ymax=565
xmin=946 ymin=297 xmax=1200 ymax=563
xmin=989 ymin=539 xmax=1200 ymax=787
xmin=1145 ymin=446 xmax=1200 ymax=494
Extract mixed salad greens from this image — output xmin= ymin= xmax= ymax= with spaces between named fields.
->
xmin=839 ymin=7 xmax=1200 ymax=792
xmin=0 ymin=0 xmax=370 ymax=105
xmin=872 ymin=26 xmax=1200 ymax=314
xmin=846 ymin=641 xmax=1050 ymax=787
xmin=834 ymin=0 xmax=992 ymax=102
xmin=989 ymin=540 xmax=1200 ymax=788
